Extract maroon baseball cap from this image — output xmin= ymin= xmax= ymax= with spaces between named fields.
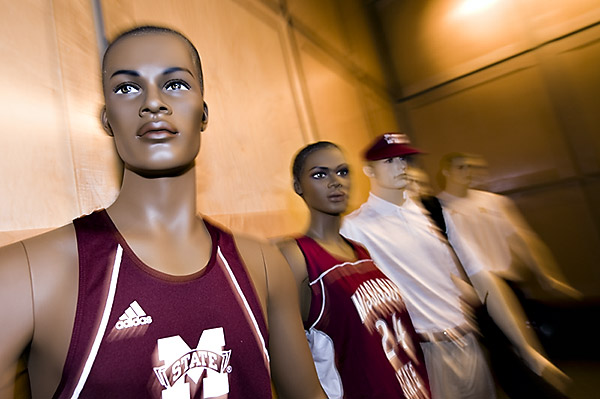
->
xmin=363 ymin=133 xmax=422 ymax=161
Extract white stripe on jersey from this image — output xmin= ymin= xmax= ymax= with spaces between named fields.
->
xmin=218 ymin=247 xmax=270 ymax=369
xmin=71 ymin=244 xmax=123 ymax=399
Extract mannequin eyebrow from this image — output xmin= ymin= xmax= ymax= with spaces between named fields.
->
xmin=110 ymin=70 xmax=140 ymax=78
xmin=308 ymin=166 xmax=329 ymax=172
xmin=308 ymin=163 xmax=348 ymax=172
xmin=162 ymin=67 xmax=193 ymax=76
xmin=110 ymin=67 xmax=193 ymax=79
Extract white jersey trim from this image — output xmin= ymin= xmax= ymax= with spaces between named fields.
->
xmin=218 ymin=247 xmax=270 ymax=368
xmin=308 ymin=259 xmax=371 ymax=330
xmin=71 ymin=244 xmax=123 ymax=399
xmin=308 ymin=259 xmax=371 ymax=286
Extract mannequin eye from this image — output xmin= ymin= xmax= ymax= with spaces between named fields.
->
xmin=165 ymin=80 xmax=191 ymax=91
xmin=114 ymin=83 xmax=140 ymax=95
xmin=337 ymin=167 xmax=349 ymax=177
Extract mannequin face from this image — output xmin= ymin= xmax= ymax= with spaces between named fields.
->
xmin=445 ymin=157 xmax=474 ymax=188
xmin=295 ymin=147 xmax=350 ymax=215
xmin=366 ymin=156 xmax=409 ymax=191
xmin=102 ymin=32 xmax=207 ymax=176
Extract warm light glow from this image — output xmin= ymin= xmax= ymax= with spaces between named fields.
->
xmin=454 ymin=0 xmax=498 ymax=16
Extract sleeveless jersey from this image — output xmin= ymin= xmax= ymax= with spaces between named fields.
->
xmin=297 ymin=236 xmax=431 ymax=399
xmin=53 ymin=210 xmax=271 ymax=399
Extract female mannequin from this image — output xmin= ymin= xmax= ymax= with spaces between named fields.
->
xmin=278 ymin=141 xmax=431 ymax=399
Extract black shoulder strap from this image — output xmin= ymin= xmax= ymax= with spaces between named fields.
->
xmin=421 ymin=195 xmax=447 ymax=238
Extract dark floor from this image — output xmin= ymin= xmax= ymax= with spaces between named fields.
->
xmin=495 ymin=296 xmax=600 ymax=399
xmin=557 ymin=360 xmax=600 ymax=399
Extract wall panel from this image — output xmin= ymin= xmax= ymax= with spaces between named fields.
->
xmin=541 ymin=26 xmax=600 ymax=174
xmin=509 ymin=183 xmax=600 ymax=297
xmin=404 ymin=60 xmax=576 ymax=193
xmin=287 ymin=0 xmax=387 ymax=88
xmin=295 ymin=34 xmax=381 ymax=211
xmin=53 ymin=0 xmax=122 ymax=217
xmin=376 ymin=0 xmax=600 ymax=97
xmin=0 ymin=1 xmax=79 ymax=231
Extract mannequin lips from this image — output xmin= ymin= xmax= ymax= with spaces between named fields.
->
xmin=328 ymin=191 xmax=347 ymax=202
xmin=137 ymin=121 xmax=178 ymax=139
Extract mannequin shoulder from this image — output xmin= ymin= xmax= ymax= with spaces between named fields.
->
xmin=275 ymin=237 xmax=302 ymax=265
xmin=233 ymin=234 xmax=298 ymax=300
xmin=21 ymin=223 xmax=78 ymax=271
xmin=275 ymin=238 xmax=308 ymax=286
xmin=233 ymin=234 xmax=290 ymax=278
xmin=0 ymin=223 xmax=77 ymax=275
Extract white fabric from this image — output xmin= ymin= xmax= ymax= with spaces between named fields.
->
xmin=305 ymin=328 xmax=343 ymax=399
xmin=438 ymin=189 xmax=530 ymax=276
xmin=341 ymin=193 xmax=479 ymax=333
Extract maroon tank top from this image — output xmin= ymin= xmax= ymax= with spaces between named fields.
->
xmin=53 ymin=210 xmax=271 ymax=398
xmin=297 ymin=235 xmax=431 ymax=399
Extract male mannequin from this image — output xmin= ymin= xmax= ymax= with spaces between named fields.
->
xmin=437 ymin=152 xmax=580 ymax=297
xmin=341 ymin=133 xmax=568 ymax=398
xmin=0 ymin=26 xmax=324 ymax=399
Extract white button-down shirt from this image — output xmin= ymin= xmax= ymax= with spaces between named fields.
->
xmin=341 ymin=193 xmax=482 ymax=333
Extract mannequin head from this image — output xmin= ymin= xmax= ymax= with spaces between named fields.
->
xmin=438 ymin=152 xmax=487 ymax=190
xmin=102 ymin=26 xmax=204 ymax=95
xmin=292 ymin=142 xmax=350 ymax=216
xmin=100 ymin=26 xmax=208 ymax=177
xmin=361 ymin=133 xmax=421 ymax=200
xmin=363 ymin=156 xmax=410 ymax=192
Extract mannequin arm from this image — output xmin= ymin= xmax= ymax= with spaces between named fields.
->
xmin=262 ymin=243 xmax=325 ymax=399
xmin=469 ymin=270 xmax=570 ymax=393
xmin=277 ymin=239 xmax=311 ymax=320
xmin=0 ymin=242 xmax=34 ymax=398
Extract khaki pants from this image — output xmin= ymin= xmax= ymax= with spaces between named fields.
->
xmin=420 ymin=332 xmax=496 ymax=399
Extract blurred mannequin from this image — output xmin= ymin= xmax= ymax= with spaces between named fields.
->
xmin=341 ymin=133 xmax=569 ymax=399
xmin=0 ymin=26 xmax=324 ymax=399
xmin=437 ymin=152 xmax=580 ymax=298
xmin=277 ymin=142 xmax=430 ymax=399
xmin=406 ymin=166 xmax=447 ymax=237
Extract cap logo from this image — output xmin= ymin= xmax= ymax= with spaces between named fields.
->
xmin=384 ymin=133 xmax=410 ymax=145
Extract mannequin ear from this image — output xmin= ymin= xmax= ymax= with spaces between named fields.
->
xmin=293 ymin=179 xmax=303 ymax=196
xmin=363 ymin=164 xmax=375 ymax=178
xmin=200 ymin=102 xmax=209 ymax=132
xmin=100 ymin=107 xmax=114 ymax=137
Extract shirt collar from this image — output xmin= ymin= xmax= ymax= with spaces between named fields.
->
xmin=367 ymin=191 xmax=419 ymax=216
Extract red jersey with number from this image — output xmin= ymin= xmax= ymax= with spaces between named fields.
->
xmin=297 ymin=235 xmax=430 ymax=399
xmin=52 ymin=210 xmax=271 ymax=399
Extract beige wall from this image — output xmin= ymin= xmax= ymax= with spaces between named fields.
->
xmin=374 ymin=0 xmax=600 ymax=296
xmin=0 ymin=0 xmax=397 ymax=246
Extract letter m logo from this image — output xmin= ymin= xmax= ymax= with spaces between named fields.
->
xmin=154 ymin=327 xmax=231 ymax=398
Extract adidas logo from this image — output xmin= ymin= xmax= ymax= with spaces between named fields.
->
xmin=115 ymin=300 xmax=153 ymax=330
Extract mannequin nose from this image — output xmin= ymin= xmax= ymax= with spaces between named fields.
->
xmin=328 ymin=177 xmax=343 ymax=188
xmin=140 ymin=87 xmax=171 ymax=116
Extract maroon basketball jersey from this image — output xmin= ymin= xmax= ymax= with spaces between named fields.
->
xmin=297 ymin=235 xmax=430 ymax=399
xmin=53 ymin=210 xmax=271 ymax=398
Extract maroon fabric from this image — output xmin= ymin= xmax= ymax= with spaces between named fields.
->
xmin=53 ymin=210 xmax=271 ymax=398
xmin=363 ymin=133 xmax=421 ymax=161
xmin=297 ymin=235 xmax=431 ymax=399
